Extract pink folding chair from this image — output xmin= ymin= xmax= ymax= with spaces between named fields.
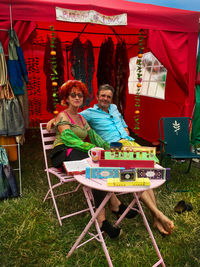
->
xmin=40 ymin=123 xmax=90 ymax=226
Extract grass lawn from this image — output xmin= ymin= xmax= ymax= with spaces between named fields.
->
xmin=0 ymin=129 xmax=200 ymax=267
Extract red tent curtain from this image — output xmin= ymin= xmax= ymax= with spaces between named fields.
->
xmin=148 ymin=29 xmax=198 ymax=117
xmin=148 ymin=30 xmax=189 ymax=94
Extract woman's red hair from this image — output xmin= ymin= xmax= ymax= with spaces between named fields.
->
xmin=59 ymin=80 xmax=88 ymax=100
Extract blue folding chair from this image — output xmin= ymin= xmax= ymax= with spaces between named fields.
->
xmin=159 ymin=117 xmax=200 ymax=173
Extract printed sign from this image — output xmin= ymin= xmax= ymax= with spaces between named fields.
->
xmin=56 ymin=7 xmax=127 ymax=25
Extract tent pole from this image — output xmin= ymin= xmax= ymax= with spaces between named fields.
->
xmin=66 ymin=47 xmax=70 ymax=80
xmin=9 ymin=4 xmax=12 ymax=30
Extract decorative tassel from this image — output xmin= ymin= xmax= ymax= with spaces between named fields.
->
xmin=97 ymin=37 xmax=115 ymax=88
xmin=69 ymin=37 xmax=86 ymax=85
xmin=84 ymin=39 xmax=95 ymax=106
xmin=114 ymin=40 xmax=129 ymax=115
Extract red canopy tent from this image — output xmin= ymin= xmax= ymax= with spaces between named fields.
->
xmin=0 ymin=0 xmax=199 ymax=143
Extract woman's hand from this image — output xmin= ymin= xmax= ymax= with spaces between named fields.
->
xmin=46 ymin=118 xmax=56 ymax=132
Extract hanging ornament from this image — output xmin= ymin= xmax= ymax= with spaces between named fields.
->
xmin=53 ymin=110 xmax=59 ymax=116
xmin=134 ymin=29 xmax=145 ymax=134
xmin=50 ymin=51 xmax=56 ymax=56
xmin=52 ymin=81 xmax=58 ymax=87
xmin=49 ymin=25 xmax=59 ymax=113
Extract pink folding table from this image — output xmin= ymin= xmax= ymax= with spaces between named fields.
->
xmin=67 ymin=160 xmax=166 ymax=267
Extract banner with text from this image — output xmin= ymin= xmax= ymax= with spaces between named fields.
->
xmin=56 ymin=7 xmax=127 ymax=26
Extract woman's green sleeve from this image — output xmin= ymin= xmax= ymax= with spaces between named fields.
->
xmin=88 ymin=128 xmax=110 ymax=150
xmin=61 ymin=129 xmax=95 ymax=152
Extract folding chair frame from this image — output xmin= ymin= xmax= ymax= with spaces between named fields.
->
xmin=40 ymin=123 xmax=90 ymax=226
xmin=159 ymin=117 xmax=200 ymax=173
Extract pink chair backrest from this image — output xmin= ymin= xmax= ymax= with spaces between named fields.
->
xmin=40 ymin=123 xmax=56 ymax=169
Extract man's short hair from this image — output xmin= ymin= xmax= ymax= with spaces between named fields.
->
xmin=97 ymin=84 xmax=114 ymax=96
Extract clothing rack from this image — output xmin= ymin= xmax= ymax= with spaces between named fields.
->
xmin=32 ymin=40 xmax=139 ymax=49
xmin=36 ymin=27 xmax=142 ymax=36
xmin=0 ymin=4 xmax=22 ymax=197
xmin=35 ymin=26 xmax=147 ymax=49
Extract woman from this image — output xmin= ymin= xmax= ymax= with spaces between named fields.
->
xmin=50 ymin=80 xmax=137 ymax=239
xmin=50 ymin=80 xmax=109 ymax=168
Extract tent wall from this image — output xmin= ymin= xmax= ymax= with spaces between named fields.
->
xmin=0 ymin=1 xmax=199 ymax=143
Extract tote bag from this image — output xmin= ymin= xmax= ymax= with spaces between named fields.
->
xmin=0 ymin=81 xmax=25 ymax=136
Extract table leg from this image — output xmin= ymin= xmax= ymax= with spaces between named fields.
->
xmin=67 ymin=188 xmax=113 ymax=264
xmin=83 ymin=187 xmax=114 ymax=267
xmin=114 ymin=192 xmax=143 ymax=227
xmin=134 ymin=192 xmax=165 ymax=267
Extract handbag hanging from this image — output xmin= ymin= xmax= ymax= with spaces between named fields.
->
xmin=0 ymin=81 xmax=25 ymax=136
xmin=0 ymin=146 xmax=19 ymax=200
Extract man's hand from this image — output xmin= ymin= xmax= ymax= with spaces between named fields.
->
xmin=124 ymin=127 xmax=130 ymax=136
xmin=46 ymin=118 xmax=56 ymax=132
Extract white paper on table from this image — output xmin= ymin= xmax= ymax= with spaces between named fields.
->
xmin=63 ymin=158 xmax=91 ymax=174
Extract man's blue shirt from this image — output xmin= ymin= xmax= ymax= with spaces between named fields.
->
xmin=80 ymin=104 xmax=134 ymax=143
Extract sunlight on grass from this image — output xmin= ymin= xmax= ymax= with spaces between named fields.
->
xmin=0 ymin=129 xmax=200 ymax=266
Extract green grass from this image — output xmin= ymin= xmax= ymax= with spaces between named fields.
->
xmin=0 ymin=129 xmax=200 ymax=267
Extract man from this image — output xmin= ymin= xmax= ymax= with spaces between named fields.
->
xmin=81 ymin=84 xmax=132 ymax=143
xmin=47 ymin=84 xmax=174 ymax=235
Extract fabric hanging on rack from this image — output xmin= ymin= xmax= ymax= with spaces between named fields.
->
xmin=10 ymin=30 xmax=29 ymax=127
xmin=84 ymin=39 xmax=95 ymax=106
xmin=97 ymin=37 xmax=115 ymax=88
xmin=26 ymin=54 xmax=41 ymax=126
xmin=113 ymin=40 xmax=129 ymax=115
xmin=67 ymin=38 xmax=95 ymax=106
xmin=43 ymin=35 xmax=65 ymax=113
xmin=68 ymin=38 xmax=95 ymax=106
xmin=69 ymin=37 xmax=86 ymax=85
xmin=11 ymin=29 xmax=29 ymax=84
xmin=7 ymin=29 xmax=24 ymax=95
xmin=16 ymin=82 xmax=29 ymax=129
xmin=0 ymin=42 xmax=7 ymax=87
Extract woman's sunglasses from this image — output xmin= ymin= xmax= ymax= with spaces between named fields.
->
xmin=69 ymin=92 xmax=84 ymax=98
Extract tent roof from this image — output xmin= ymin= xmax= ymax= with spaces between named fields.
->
xmin=1 ymin=0 xmax=200 ymax=32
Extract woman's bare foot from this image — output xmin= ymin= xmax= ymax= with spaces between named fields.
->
xmin=153 ymin=211 xmax=174 ymax=235
xmin=153 ymin=218 xmax=172 ymax=235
